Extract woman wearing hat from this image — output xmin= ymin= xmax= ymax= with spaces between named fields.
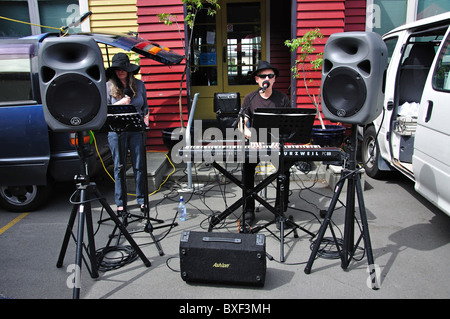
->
xmin=106 ymin=53 xmax=149 ymax=214
xmin=239 ymin=60 xmax=291 ymax=226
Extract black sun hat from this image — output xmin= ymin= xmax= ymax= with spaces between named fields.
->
xmin=106 ymin=52 xmax=140 ymax=77
xmin=252 ymin=60 xmax=279 ymax=78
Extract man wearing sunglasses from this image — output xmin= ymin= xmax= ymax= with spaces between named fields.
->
xmin=240 ymin=61 xmax=290 ymax=140
xmin=239 ymin=60 xmax=291 ymax=226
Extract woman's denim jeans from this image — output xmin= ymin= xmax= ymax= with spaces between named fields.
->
xmin=108 ymin=131 xmax=146 ymax=207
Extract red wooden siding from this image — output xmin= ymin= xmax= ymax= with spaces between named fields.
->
xmin=295 ymin=0 xmax=346 ymax=124
xmin=270 ymin=0 xmax=292 ymax=97
xmin=137 ymin=0 xmax=187 ymax=150
xmin=344 ymin=0 xmax=367 ymax=31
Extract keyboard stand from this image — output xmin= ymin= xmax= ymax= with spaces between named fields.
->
xmin=208 ymin=108 xmax=318 ymax=262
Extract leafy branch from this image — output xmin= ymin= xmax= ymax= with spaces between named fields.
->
xmin=285 ymin=28 xmax=325 ymax=128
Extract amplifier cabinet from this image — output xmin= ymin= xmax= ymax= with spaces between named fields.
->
xmin=179 ymin=231 xmax=266 ymax=286
xmin=213 ymin=92 xmax=240 ymax=114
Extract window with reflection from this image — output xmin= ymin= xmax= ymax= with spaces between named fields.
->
xmin=0 ymin=1 xmax=32 ymax=37
xmin=417 ymin=0 xmax=450 ymax=19
xmin=371 ymin=0 xmax=407 ymax=36
xmin=0 ymin=0 xmax=81 ymax=37
xmin=432 ymin=35 xmax=450 ymax=92
xmin=0 ymin=45 xmax=33 ymax=102
xmin=38 ymin=0 xmax=81 ymax=33
xmin=190 ymin=5 xmax=218 ymax=86
xmin=226 ymin=2 xmax=261 ymax=85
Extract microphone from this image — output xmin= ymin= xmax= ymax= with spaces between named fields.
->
xmin=261 ymin=80 xmax=270 ymax=93
xmin=63 ymin=11 xmax=92 ymax=30
xmin=123 ymin=87 xmax=133 ymax=97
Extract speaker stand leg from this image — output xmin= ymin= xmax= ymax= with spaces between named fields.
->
xmin=304 ymin=175 xmax=345 ymax=274
xmin=56 ymin=133 xmax=151 ymax=299
xmin=56 ymin=181 xmax=100 ymax=299
xmin=304 ymin=126 xmax=377 ymax=289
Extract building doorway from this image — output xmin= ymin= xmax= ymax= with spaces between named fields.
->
xmin=190 ymin=0 xmax=267 ymax=120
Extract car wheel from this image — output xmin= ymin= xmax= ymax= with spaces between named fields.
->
xmin=0 ymin=185 xmax=51 ymax=212
xmin=362 ymin=126 xmax=387 ymax=179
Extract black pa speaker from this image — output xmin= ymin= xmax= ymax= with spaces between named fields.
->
xmin=38 ymin=36 xmax=107 ymax=132
xmin=321 ymin=32 xmax=388 ymax=125
xmin=214 ymin=92 xmax=240 ymax=114
xmin=179 ymin=231 xmax=266 ymax=286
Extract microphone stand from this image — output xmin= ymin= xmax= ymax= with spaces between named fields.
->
xmin=231 ymin=84 xmax=270 ymax=231
xmin=232 ymin=87 xmax=263 ymax=130
xmin=230 ymin=88 xmax=261 ymax=231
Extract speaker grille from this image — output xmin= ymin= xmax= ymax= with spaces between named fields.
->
xmin=322 ymin=67 xmax=367 ymax=118
xmin=214 ymin=92 xmax=240 ymax=114
xmin=46 ymin=73 xmax=101 ymax=126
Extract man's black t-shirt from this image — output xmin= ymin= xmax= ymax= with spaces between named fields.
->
xmin=242 ymin=89 xmax=291 ymax=126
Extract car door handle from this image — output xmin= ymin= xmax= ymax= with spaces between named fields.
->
xmin=425 ymin=100 xmax=433 ymax=123
xmin=387 ymin=100 xmax=394 ymax=110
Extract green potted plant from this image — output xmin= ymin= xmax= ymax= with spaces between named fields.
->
xmin=285 ymin=29 xmax=345 ymax=147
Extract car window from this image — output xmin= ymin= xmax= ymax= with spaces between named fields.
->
xmin=384 ymin=36 xmax=399 ymax=65
xmin=432 ymin=32 xmax=450 ymax=92
xmin=0 ymin=44 xmax=34 ymax=103
xmin=400 ymin=36 xmax=439 ymax=66
xmin=396 ymin=31 xmax=443 ymax=105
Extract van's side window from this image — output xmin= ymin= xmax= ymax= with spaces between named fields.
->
xmin=432 ymin=34 xmax=450 ymax=92
xmin=397 ymin=36 xmax=438 ymax=105
xmin=384 ymin=36 xmax=399 ymax=65
xmin=0 ymin=44 xmax=33 ymax=103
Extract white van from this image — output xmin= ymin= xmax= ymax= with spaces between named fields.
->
xmin=361 ymin=12 xmax=450 ymax=216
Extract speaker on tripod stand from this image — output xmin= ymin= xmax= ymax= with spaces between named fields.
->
xmin=38 ymin=36 xmax=151 ymax=299
xmin=38 ymin=35 xmax=107 ymax=132
xmin=321 ymin=32 xmax=387 ymax=125
xmin=305 ymin=32 xmax=387 ymax=289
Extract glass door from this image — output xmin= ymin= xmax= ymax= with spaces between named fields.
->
xmin=223 ymin=1 xmax=265 ymax=91
xmin=190 ymin=0 xmax=266 ymax=119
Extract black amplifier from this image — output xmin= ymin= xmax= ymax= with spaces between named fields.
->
xmin=214 ymin=92 xmax=240 ymax=114
xmin=179 ymin=231 xmax=266 ymax=287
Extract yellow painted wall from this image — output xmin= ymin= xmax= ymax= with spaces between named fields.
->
xmin=88 ymin=0 xmax=140 ymax=69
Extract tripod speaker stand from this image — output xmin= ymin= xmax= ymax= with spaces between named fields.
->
xmin=101 ymin=104 xmax=177 ymax=256
xmin=56 ymin=131 xmax=151 ymax=299
xmin=304 ymin=125 xmax=378 ymax=289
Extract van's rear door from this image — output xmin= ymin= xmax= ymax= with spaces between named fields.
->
xmin=0 ymin=40 xmax=50 ymax=186
xmin=414 ymin=26 xmax=450 ymax=216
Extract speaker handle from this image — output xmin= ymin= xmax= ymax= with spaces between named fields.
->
xmin=202 ymin=237 xmax=242 ymax=244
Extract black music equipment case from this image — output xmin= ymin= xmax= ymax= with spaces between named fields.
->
xmin=179 ymin=231 xmax=267 ymax=287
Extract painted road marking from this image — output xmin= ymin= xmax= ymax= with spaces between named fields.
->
xmin=0 ymin=213 xmax=29 ymax=235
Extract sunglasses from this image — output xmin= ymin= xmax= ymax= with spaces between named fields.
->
xmin=256 ymin=73 xmax=275 ymax=79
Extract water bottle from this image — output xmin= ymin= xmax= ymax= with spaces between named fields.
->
xmin=178 ymin=196 xmax=187 ymax=221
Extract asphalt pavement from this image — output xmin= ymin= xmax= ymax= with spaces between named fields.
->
xmin=1 ymin=158 xmax=449 ymax=304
